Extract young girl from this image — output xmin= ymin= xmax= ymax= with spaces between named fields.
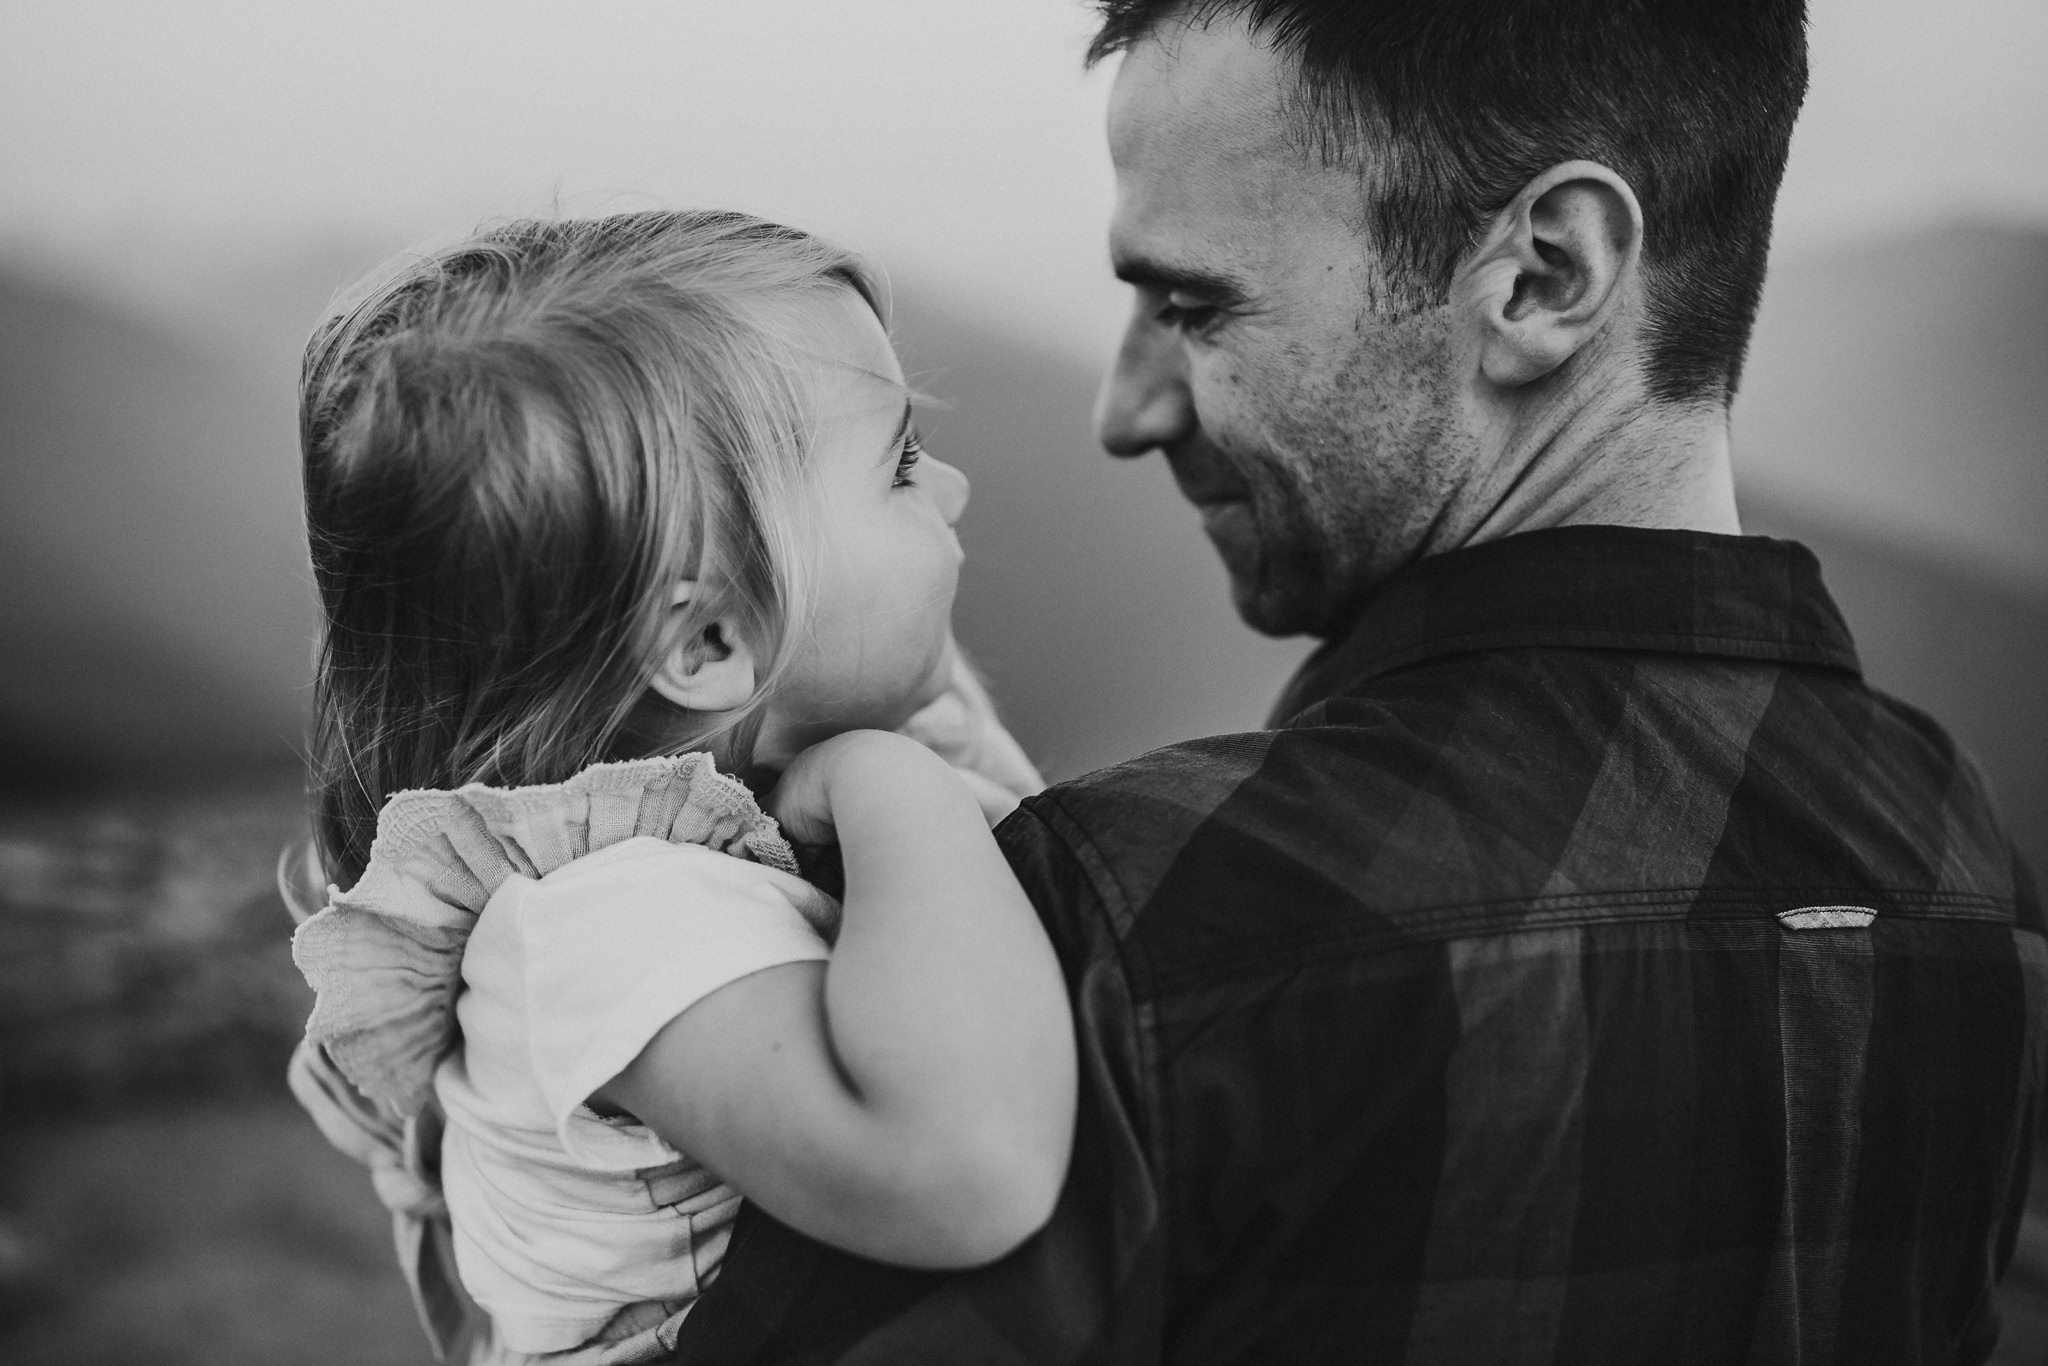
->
xmin=284 ymin=210 xmax=1075 ymax=1365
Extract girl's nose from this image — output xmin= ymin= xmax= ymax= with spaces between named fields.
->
xmin=927 ymin=455 xmax=970 ymax=525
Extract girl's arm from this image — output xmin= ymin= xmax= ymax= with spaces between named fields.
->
xmin=595 ymin=729 xmax=1077 ymax=1268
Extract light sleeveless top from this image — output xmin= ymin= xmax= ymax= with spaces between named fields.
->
xmin=291 ymin=755 xmax=838 ymax=1358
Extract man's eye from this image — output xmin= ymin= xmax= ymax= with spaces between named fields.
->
xmin=1156 ymin=295 xmax=1221 ymax=334
xmin=893 ymin=430 xmax=924 ymax=488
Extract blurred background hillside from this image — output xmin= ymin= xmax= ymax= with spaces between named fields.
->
xmin=1 ymin=1 xmax=2045 ymax=1362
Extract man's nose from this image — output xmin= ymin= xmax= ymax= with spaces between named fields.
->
xmin=1094 ymin=316 xmax=1194 ymax=457
xmin=928 ymin=455 xmax=970 ymax=525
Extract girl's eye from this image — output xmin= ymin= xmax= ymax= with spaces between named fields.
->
xmin=892 ymin=429 xmax=924 ymax=488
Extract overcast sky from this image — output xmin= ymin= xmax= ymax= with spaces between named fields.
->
xmin=4 ymin=0 xmax=2045 ymax=353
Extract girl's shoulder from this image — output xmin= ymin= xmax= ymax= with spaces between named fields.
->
xmin=291 ymin=753 xmax=798 ymax=1116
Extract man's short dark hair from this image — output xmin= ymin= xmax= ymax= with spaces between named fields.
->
xmin=1088 ymin=0 xmax=1809 ymax=406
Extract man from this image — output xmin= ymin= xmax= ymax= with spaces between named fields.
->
xmin=675 ymin=2 xmax=2044 ymax=1361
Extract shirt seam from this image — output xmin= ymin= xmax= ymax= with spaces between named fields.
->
xmin=1020 ymin=791 xmax=1175 ymax=1228
xmin=1143 ymin=889 xmax=2034 ymax=992
xmin=1028 ymin=790 xmax=1143 ymax=944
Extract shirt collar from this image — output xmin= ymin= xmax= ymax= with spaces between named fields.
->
xmin=1271 ymin=526 xmax=1862 ymax=724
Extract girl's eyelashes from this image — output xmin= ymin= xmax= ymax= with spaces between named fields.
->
xmin=892 ymin=428 xmax=925 ymax=488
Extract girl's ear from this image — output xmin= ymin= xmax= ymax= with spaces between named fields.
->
xmin=647 ymin=581 xmax=759 ymax=714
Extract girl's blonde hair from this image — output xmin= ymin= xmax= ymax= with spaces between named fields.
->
xmin=300 ymin=210 xmax=879 ymax=887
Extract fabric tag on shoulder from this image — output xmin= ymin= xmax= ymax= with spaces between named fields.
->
xmin=1777 ymin=905 xmax=1877 ymax=930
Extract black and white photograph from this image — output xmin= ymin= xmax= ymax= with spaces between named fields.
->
xmin=2 ymin=2 xmax=2043 ymax=1362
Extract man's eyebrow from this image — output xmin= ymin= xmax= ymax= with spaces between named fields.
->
xmin=1111 ymin=254 xmax=1250 ymax=307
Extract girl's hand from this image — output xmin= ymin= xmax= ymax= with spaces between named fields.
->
xmin=766 ymin=729 xmax=967 ymax=847
xmin=761 ymin=733 xmax=848 ymax=848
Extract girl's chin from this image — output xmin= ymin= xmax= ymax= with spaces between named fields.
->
xmin=909 ymin=661 xmax=957 ymax=715
xmin=752 ymin=642 xmax=959 ymax=763
xmin=752 ymin=701 xmax=928 ymax=767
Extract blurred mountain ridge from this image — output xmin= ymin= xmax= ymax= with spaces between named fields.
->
xmin=0 ymin=237 xmax=1310 ymax=789
xmin=0 ymin=225 xmax=2041 ymax=883
xmin=0 ymin=269 xmax=314 ymax=783
xmin=1737 ymin=219 xmax=2048 ymax=602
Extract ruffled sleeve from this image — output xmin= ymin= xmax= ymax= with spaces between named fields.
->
xmin=291 ymin=753 xmax=814 ymax=1117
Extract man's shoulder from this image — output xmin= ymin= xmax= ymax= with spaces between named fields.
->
xmin=1024 ymin=684 xmax=1445 ymax=828
xmin=998 ymin=731 xmax=1285 ymax=928
xmin=1015 ymin=721 xmax=1406 ymax=862
xmin=1001 ymin=713 xmax=1456 ymax=951
xmin=1014 ymin=656 xmax=1522 ymax=874
xmin=1028 ymin=731 xmax=1284 ymax=831
xmin=1004 ymin=646 xmax=2042 ymax=968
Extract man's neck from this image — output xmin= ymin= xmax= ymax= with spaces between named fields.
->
xmin=1449 ymin=378 xmax=1740 ymax=551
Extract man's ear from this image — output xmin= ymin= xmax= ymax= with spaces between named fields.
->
xmin=646 ymin=581 xmax=759 ymax=714
xmin=1458 ymin=160 xmax=1643 ymax=389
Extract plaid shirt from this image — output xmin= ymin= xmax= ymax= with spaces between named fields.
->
xmin=672 ymin=526 xmax=2046 ymax=1366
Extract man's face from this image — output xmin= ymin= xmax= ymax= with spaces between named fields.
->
xmin=1096 ymin=17 xmax=1474 ymax=636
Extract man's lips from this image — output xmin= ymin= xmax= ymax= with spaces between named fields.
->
xmin=1184 ymin=486 xmax=1247 ymax=509
xmin=1165 ymin=453 xmax=1250 ymax=509
xmin=1191 ymin=494 xmax=1246 ymax=521
xmin=1163 ymin=451 xmax=1258 ymax=566
xmin=1194 ymin=498 xmax=1253 ymax=547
